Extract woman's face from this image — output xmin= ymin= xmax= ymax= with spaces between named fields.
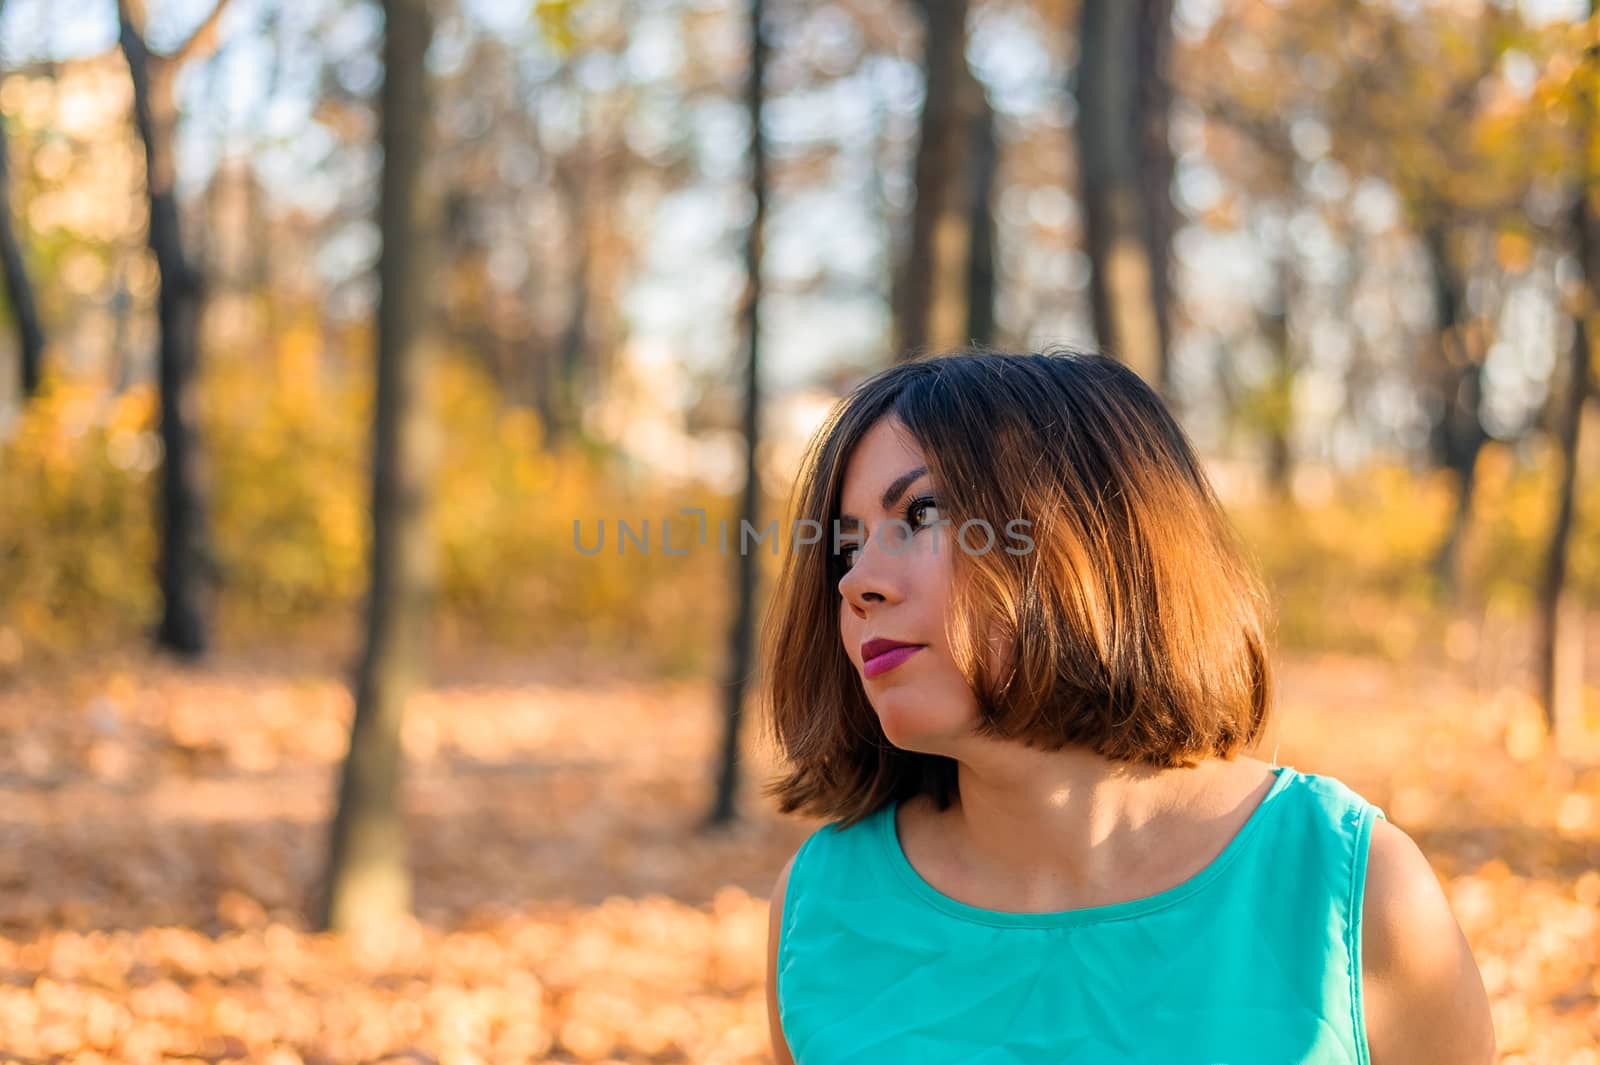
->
xmin=836 ymin=416 xmax=982 ymax=753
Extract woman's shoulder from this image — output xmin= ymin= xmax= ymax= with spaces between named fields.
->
xmin=1283 ymin=763 xmax=1382 ymax=807
xmin=770 ymin=802 xmax=894 ymax=902
xmin=1359 ymin=816 xmax=1496 ymax=1063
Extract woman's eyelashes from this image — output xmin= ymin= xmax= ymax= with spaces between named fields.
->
xmin=834 ymin=495 xmax=943 ymax=573
xmin=903 ymin=495 xmax=942 ymax=536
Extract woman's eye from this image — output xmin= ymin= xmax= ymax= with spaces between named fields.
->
xmin=907 ymin=496 xmax=941 ymax=527
xmin=835 ymin=498 xmax=940 ymax=575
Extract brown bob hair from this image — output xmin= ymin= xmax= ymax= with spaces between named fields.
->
xmin=758 ymin=348 xmax=1275 ymax=830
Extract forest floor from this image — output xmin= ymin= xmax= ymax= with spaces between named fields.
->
xmin=0 ymin=632 xmax=1596 ymax=1064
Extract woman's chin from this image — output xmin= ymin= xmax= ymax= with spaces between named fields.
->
xmin=872 ymin=699 xmax=974 ymax=752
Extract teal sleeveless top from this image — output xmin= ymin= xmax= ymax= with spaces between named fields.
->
xmin=776 ymin=766 xmax=1386 ymax=1064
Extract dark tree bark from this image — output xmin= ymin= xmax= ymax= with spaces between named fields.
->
xmin=553 ymin=223 xmax=590 ymax=443
xmin=706 ymin=0 xmax=769 ymax=829
xmin=1136 ymin=0 xmax=1176 ymax=386
xmin=117 ymin=0 xmax=231 ymax=658
xmin=1420 ymin=220 xmax=1488 ymax=603
xmin=964 ymin=87 xmax=998 ymax=348
xmin=1534 ymin=203 xmax=1592 ymax=735
xmin=549 ymin=92 xmax=593 ymax=453
xmin=0 ymin=91 xmax=44 ymax=400
xmin=245 ymin=162 xmax=276 ymax=346
xmin=439 ymin=187 xmax=507 ymax=391
xmin=1260 ymin=252 xmax=1295 ymax=502
xmin=1535 ymin=39 xmax=1597 ymax=734
xmin=1074 ymin=0 xmax=1176 ymax=396
xmin=320 ymin=0 xmax=436 ymax=934
xmin=892 ymin=3 xmax=998 ymax=359
xmin=893 ymin=0 xmax=969 ymax=360
xmin=109 ymin=271 xmax=134 ymax=394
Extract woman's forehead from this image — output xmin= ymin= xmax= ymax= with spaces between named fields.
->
xmin=841 ymin=419 xmax=923 ymax=481
xmin=838 ymin=422 xmax=929 ymax=515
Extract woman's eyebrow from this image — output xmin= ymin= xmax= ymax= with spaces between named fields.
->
xmin=837 ymin=465 xmax=929 ymax=526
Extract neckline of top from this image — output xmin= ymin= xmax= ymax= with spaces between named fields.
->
xmin=878 ymin=764 xmax=1297 ymax=929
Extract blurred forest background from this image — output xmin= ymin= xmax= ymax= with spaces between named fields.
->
xmin=1 ymin=0 xmax=1599 ymax=1061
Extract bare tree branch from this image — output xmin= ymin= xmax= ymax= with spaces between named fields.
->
xmin=116 ymin=0 xmax=233 ymax=66
xmin=173 ymin=0 xmax=234 ymax=66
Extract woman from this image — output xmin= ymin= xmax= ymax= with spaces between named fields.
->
xmin=759 ymin=351 xmax=1493 ymax=1064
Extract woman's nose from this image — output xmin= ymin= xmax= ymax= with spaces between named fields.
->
xmin=838 ymin=525 xmax=908 ymax=611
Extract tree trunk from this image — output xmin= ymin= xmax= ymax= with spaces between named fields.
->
xmin=0 ymin=98 xmax=44 ymax=400
xmin=963 ymin=78 xmax=998 ymax=348
xmin=109 ymin=271 xmax=133 ymax=394
xmin=1260 ymin=250 xmax=1295 ymax=502
xmin=920 ymin=62 xmax=997 ymax=353
xmin=246 ymin=163 xmax=277 ymax=350
xmin=706 ymin=0 xmax=768 ymax=829
xmin=320 ymin=0 xmax=435 ymax=935
xmin=1337 ymin=230 xmax=1374 ymax=449
xmin=1074 ymin=0 xmax=1175 ymax=396
xmin=893 ymin=0 xmax=968 ymax=360
xmin=1535 ymin=85 xmax=1598 ymax=734
xmin=1137 ymin=0 xmax=1176 ymax=389
xmin=550 ymin=95 xmax=592 ymax=452
xmin=119 ymin=2 xmax=219 ymax=658
xmin=440 ymin=190 xmax=486 ymax=384
xmin=1420 ymin=221 xmax=1487 ymax=603
xmin=893 ymin=6 xmax=997 ymax=358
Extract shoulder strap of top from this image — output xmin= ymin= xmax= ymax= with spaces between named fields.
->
xmin=1266 ymin=769 xmax=1388 ymax=1065
xmin=1342 ymin=777 xmax=1386 ymax=1065
xmin=777 ymin=823 xmax=826 ymax=968
xmin=777 ymin=812 xmax=880 ymax=975
xmin=776 ymin=809 xmax=893 ymax=1046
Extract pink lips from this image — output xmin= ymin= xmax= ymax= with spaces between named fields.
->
xmin=863 ymin=644 xmax=923 ymax=678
